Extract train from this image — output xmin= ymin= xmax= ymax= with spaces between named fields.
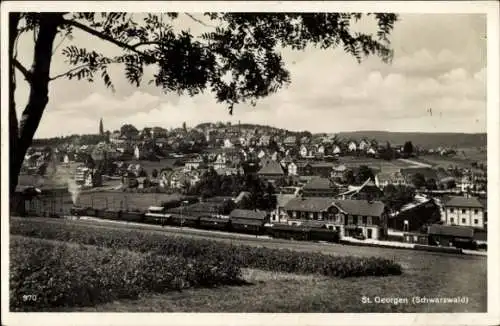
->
xmin=69 ymin=205 xmax=340 ymax=244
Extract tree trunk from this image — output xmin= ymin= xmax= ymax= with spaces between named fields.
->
xmin=9 ymin=13 xmax=21 ymax=194
xmin=10 ymin=13 xmax=63 ymax=194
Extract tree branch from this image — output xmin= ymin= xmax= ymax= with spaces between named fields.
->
xmin=49 ymin=63 xmax=93 ymax=81
xmin=185 ymin=13 xmax=215 ymax=28
xmin=62 ymin=18 xmax=158 ymax=62
xmin=13 ymin=58 xmax=32 ymax=82
xmin=130 ymin=41 xmax=162 ymax=49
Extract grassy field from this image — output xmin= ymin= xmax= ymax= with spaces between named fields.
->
xmin=10 ymin=217 xmax=487 ymax=312
xmin=416 ymin=153 xmax=486 ymax=169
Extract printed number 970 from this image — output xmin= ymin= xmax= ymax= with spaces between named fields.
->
xmin=23 ymin=294 xmax=37 ymax=302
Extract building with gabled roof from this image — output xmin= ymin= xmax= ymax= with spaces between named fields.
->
xmin=282 ymin=197 xmax=388 ymax=239
xmin=440 ymin=195 xmax=487 ymax=229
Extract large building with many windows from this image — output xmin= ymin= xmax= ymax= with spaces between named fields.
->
xmin=439 ymin=195 xmax=487 ymax=230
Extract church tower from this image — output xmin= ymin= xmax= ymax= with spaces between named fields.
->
xmin=99 ymin=118 xmax=104 ymax=135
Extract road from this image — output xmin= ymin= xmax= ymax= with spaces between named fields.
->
xmin=398 ymin=158 xmax=433 ymax=168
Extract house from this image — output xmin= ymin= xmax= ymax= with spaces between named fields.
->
xmin=374 ymin=171 xmax=406 ymax=189
xmin=223 ymin=138 xmax=233 ymax=148
xmin=366 ymin=146 xmax=377 ymax=156
xmin=299 ymin=145 xmax=308 ymax=158
xmin=332 ymin=145 xmax=342 ymax=155
xmin=283 ymin=136 xmax=297 ymax=147
xmin=331 ymin=164 xmax=348 ymax=180
xmin=336 ymin=179 xmax=384 ymax=201
xmin=388 ymin=197 xmax=441 ymax=232
xmin=348 ymin=141 xmax=357 ymax=152
xmin=259 ymin=135 xmax=271 ymax=147
xmin=283 ymin=197 xmax=388 ymax=239
xmin=287 ymin=162 xmax=298 ymax=176
xmin=184 ymin=157 xmax=203 ymax=171
xmin=301 ymin=177 xmax=338 ymax=198
xmin=271 ymin=193 xmax=298 ymax=223
xmin=317 ymin=145 xmax=325 ymax=155
xmin=257 ymin=149 xmax=267 ymax=159
xmin=440 ymin=196 xmax=487 ymax=229
xmin=427 ymin=224 xmax=475 ymax=247
xmin=257 ymin=159 xmax=285 ymax=181
xmin=358 ymin=139 xmax=369 ymax=151
xmin=309 ymin=162 xmax=336 ymax=178
xmin=213 ymin=153 xmax=227 ymax=170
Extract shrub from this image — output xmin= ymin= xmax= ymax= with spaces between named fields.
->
xmin=11 ymin=219 xmax=403 ymax=279
xmin=10 ymin=236 xmax=243 ymax=311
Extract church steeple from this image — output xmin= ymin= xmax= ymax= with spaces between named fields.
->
xmin=99 ymin=118 xmax=104 ymax=135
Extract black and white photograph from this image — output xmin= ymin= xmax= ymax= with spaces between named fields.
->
xmin=1 ymin=1 xmax=499 ymax=325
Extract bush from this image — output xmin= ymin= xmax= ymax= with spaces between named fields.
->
xmin=11 ymin=219 xmax=403 ymax=279
xmin=10 ymin=236 xmax=243 ymax=311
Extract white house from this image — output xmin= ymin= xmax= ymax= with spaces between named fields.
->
xmin=440 ymin=196 xmax=487 ymax=229
xmin=224 ymin=138 xmax=233 ymax=148
xmin=214 ymin=153 xmax=227 ymax=170
xmin=258 ymin=149 xmax=267 ymax=159
xmin=271 ymin=151 xmax=279 ymax=161
xmin=359 ymin=139 xmax=369 ymax=151
xmin=134 ymin=145 xmax=141 ymax=159
xmin=287 ymin=162 xmax=298 ymax=176
xmin=366 ymin=147 xmax=377 ymax=156
xmin=348 ymin=141 xmax=357 ymax=152
xmin=332 ymin=145 xmax=342 ymax=155
xmin=299 ymin=145 xmax=308 ymax=158
xmin=317 ymin=145 xmax=325 ymax=154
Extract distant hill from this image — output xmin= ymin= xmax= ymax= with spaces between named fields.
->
xmin=334 ymin=131 xmax=486 ymax=149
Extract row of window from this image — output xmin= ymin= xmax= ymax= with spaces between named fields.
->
xmin=448 ymin=208 xmax=481 ymax=214
xmin=449 ymin=217 xmax=480 ymax=225
xmin=289 ymin=211 xmax=376 ymax=225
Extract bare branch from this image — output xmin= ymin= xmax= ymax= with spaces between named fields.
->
xmin=62 ymin=18 xmax=158 ymax=62
xmin=130 ymin=41 xmax=161 ymax=49
xmin=185 ymin=13 xmax=215 ymax=28
xmin=52 ymin=33 xmax=68 ymax=54
xmin=49 ymin=63 xmax=92 ymax=81
xmin=13 ymin=59 xmax=32 ymax=82
xmin=49 ymin=60 xmax=119 ymax=81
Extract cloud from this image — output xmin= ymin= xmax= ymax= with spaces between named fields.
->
xmin=14 ymin=13 xmax=486 ymax=138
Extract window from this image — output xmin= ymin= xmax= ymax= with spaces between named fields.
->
xmin=474 ymin=209 xmax=479 ymax=214
xmin=362 ymin=216 xmax=367 ymax=224
xmin=348 ymin=215 xmax=353 ymax=224
xmin=450 ymin=208 xmax=454 ymax=213
xmin=450 ymin=218 xmax=454 ymax=223
xmin=461 ymin=218 xmax=466 ymax=224
xmin=292 ymin=211 xmax=297 ymax=218
xmin=461 ymin=209 xmax=466 ymax=214
xmin=367 ymin=216 xmax=372 ymax=225
xmin=474 ymin=219 xmax=479 ymax=224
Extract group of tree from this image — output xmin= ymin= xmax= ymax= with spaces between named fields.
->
xmin=31 ymin=134 xmax=107 ymax=147
xmin=382 ymin=184 xmax=416 ymax=212
xmin=341 ymin=165 xmax=375 ymax=185
xmin=188 ymin=168 xmax=277 ymax=211
xmin=9 ymin=12 xmax=398 ymax=193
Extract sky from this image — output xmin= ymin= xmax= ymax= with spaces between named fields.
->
xmin=13 ymin=13 xmax=487 ymax=138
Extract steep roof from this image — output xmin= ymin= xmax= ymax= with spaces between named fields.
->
xmin=258 ymin=160 xmax=285 ymax=175
xmin=428 ymin=224 xmax=474 ymax=238
xmin=284 ymin=197 xmax=334 ymax=212
xmin=276 ymin=194 xmax=296 ymax=208
xmin=230 ymin=209 xmax=267 ymax=220
xmin=334 ymin=199 xmax=386 ymax=217
xmin=303 ymin=177 xmax=336 ymax=190
xmin=444 ymin=196 xmax=485 ymax=208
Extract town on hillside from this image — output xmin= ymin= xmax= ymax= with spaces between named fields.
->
xmin=13 ymin=118 xmax=488 ymax=250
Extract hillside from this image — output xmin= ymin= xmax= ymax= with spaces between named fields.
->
xmin=334 ymin=131 xmax=486 ymax=149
